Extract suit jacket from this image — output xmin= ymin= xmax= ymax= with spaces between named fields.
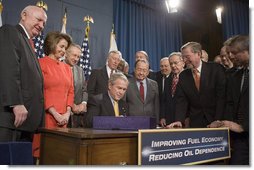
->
xmin=160 ymin=73 xmax=176 ymax=124
xmin=155 ymin=71 xmax=170 ymax=102
xmin=126 ymin=77 xmax=160 ymax=123
xmin=175 ymin=62 xmax=226 ymax=128
xmin=86 ymin=93 xmax=128 ymax=127
xmin=0 ymin=25 xmax=44 ymax=132
xmin=87 ymin=66 xmax=109 ymax=96
xmin=73 ymin=65 xmax=88 ymax=104
xmin=225 ymin=68 xmax=249 ymax=132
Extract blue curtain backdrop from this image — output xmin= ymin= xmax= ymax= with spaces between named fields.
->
xmin=113 ymin=0 xmax=182 ymax=72
xmin=221 ymin=0 xmax=249 ymax=40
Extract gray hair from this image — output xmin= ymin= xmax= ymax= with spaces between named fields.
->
xmin=108 ymin=50 xmax=122 ymax=59
xmin=181 ymin=42 xmax=202 ymax=54
xmin=229 ymin=35 xmax=249 ymax=52
xmin=108 ymin=72 xmax=129 ymax=85
xmin=66 ymin=43 xmax=82 ymax=53
xmin=168 ymin=52 xmax=183 ymax=60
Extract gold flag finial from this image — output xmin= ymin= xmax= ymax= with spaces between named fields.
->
xmin=83 ymin=16 xmax=94 ymax=38
xmin=84 ymin=15 xmax=94 ymax=27
xmin=0 ymin=0 xmax=3 ymax=14
xmin=36 ymin=1 xmax=48 ymax=11
xmin=62 ymin=8 xmax=67 ymax=25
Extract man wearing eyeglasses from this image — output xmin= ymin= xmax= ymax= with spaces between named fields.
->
xmin=160 ymin=52 xmax=185 ymax=127
xmin=167 ymin=42 xmax=226 ymax=129
xmin=222 ymin=35 xmax=249 ymax=165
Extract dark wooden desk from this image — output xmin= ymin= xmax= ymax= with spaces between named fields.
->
xmin=40 ymin=128 xmax=138 ymax=165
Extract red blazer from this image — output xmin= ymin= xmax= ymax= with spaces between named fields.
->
xmin=39 ymin=56 xmax=74 ymax=128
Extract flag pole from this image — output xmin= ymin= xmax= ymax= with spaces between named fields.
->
xmin=109 ymin=23 xmax=118 ymax=52
xmin=61 ymin=8 xmax=67 ymax=33
xmin=83 ymin=16 xmax=94 ymax=39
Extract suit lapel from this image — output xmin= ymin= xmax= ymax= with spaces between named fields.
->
xmin=200 ymin=62 xmax=208 ymax=93
xmin=187 ymin=69 xmax=199 ymax=94
xmin=130 ymin=78 xmax=142 ymax=101
xmin=104 ymin=93 xmax=115 ymax=116
xmin=73 ymin=66 xmax=78 ymax=89
xmin=145 ymin=79 xmax=152 ymax=103
xmin=233 ymin=70 xmax=243 ymax=101
xmin=19 ymin=28 xmax=43 ymax=81
xmin=119 ymin=100 xmax=128 ymax=116
xmin=101 ymin=66 xmax=109 ymax=82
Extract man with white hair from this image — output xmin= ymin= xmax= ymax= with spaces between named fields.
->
xmin=87 ymin=50 xmax=122 ymax=96
xmin=0 ymin=6 xmax=47 ymax=142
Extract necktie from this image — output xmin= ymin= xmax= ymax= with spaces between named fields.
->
xmin=193 ymin=69 xmax=200 ymax=91
xmin=113 ymin=100 xmax=119 ymax=117
xmin=140 ymin=81 xmax=144 ymax=102
xmin=29 ymin=39 xmax=35 ymax=51
xmin=110 ymin=69 xmax=114 ymax=78
xmin=171 ymin=74 xmax=179 ymax=97
xmin=162 ymin=75 xmax=166 ymax=92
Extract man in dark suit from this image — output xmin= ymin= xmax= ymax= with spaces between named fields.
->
xmin=134 ymin=50 xmax=156 ymax=80
xmin=65 ymin=43 xmax=88 ymax=128
xmin=167 ymin=42 xmax=226 ymax=128
xmin=86 ymin=72 xmax=129 ymax=127
xmin=155 ymin=57 xmax=171 ymax=126
xmin=0 ymin=6 xmax=47 ymax=142
xmin=126 ymin=60 xmax=160 ymax=123
xmin=155 ymin=57 xmax=171 ymax=103
xmin=87 ymin=50 xmax=122 ymax=96
xmin=221 ymin=35 xmax=249 ymax=165
xmin=160 ymin=52 xmax=185 ymax=127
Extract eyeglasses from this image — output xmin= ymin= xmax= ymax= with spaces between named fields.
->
xmin=170 ymin=60 xmax=182 ymax=66
xmin=230 ymin=50 xmax=244 ymax=56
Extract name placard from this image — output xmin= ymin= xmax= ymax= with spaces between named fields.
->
xmin=138 ymin=128 xmax=230 ymax=165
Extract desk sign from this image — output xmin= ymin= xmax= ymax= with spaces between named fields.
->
xmin=138 ymin=128 xmax=230 ymax=165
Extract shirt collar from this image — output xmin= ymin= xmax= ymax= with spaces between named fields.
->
xmin=195 ymin=60 xmax=202 ymax=73
xmin=19 ymin=23 xmax=30 ymax=39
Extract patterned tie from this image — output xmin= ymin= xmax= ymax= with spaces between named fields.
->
xmin=171 ymin=74 xmax=179 ymax=97
xmin=193 ymin=69 xmax=200 ymax=91
xmin=113 ymin=100 xmax=119 ymax=117
xmin=140 ymin=81 xmax=144 ymax=102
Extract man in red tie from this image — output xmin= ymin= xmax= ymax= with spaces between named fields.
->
xmin=160 ymin=52 xmax=185 ymax=127
xmin=167 ymin=42 xmax=226 ymax=128
xmin=0 ymin=5 xmax=47 ymax=142
xmin=125 ymin=60 xmax=160 ymax=124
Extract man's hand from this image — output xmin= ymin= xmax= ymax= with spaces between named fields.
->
xmin=13 ymin=105 xmax=28 ymax=127
xmin=72 ymin=103 xmax=87 ymax=114
xmin=207 ymin=120 xmax=224 ymax=128
xmin=160 ymin=118 xmax=166 ymax=127
xmin=222 ymin=120 xmax=244 ymax=133
xmin=166 ymin=121 xmax=182 ymax=129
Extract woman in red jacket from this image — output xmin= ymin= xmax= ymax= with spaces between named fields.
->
xmin=33 ymin=31 xmax=74 ymax=161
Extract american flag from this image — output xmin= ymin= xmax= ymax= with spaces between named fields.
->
xmin=78 ymin=30 xmax=92 ymax=81
xmin=33 ymin=32 xmax=45 ymax=58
